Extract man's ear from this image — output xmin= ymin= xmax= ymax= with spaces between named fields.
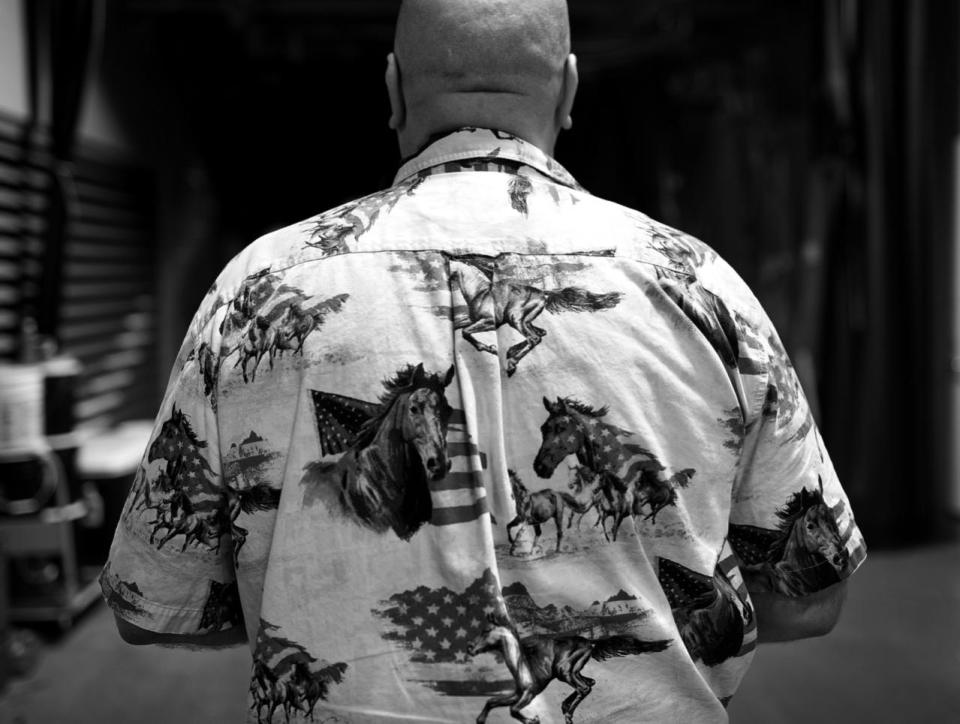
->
xmin=557 ymin=53 xmax=578 ymax=131
xmin=385 ymin=52 xmax=406 ymax=130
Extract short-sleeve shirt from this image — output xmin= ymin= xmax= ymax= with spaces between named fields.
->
xmin=101 ymin=128 xmax=866 ymax=723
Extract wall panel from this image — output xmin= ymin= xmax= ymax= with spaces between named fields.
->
xmin=0 ymin=110 xmax=158 ymax=431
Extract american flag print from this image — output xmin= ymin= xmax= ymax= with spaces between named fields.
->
xmin=310 ymin=392 xmax=490 ymax=528
xmin=199 ymin=579 xmax=242 ymax=632
xmin=372 ymin=568 xmax=513 ymax=697
xmin=143 ymin=407 xmax=219 ymax=504
xmin=131 ymin=407 xmax=225 ymax=551
xmin=310 ymin=391 xmax=379 ymax=457
xmin=430 ymin=406 xmax=489 ymax=526
xmin=727 ymin=490 xmax=866 ymax=596
xmin=374 ymin=568 xmax=505 ymax=666
xmin=657 ymin=548 xmax=757 ymax=664
xmin=147 ymin=416 xmax=216 ymax=480
xmin=251 ymin=619 xmax=348 ymax=722
xmin=372 ymin=569 xmax=663 ymax=699
xmin=717 ymin=553 xmax=758 ymax=659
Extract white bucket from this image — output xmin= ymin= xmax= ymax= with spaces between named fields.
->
xmin=0 ymin=363 xmax=46 ymax=453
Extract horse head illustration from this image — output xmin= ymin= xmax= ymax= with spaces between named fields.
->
xmin=147 ymin=405 xmax=207 ymax=463
xmin=400 ymin=363 xmax=455 ymax=481
xmin=533 ymin=397 xmax=591 ymax=477
xmin=767 ymin=476 xmax=848 ymax=595
xmin=789 ymin=477 xmax=847 ymax=571
xmin=355 ymin=363 xmax=454 ymax=484
xmin=305 ymin=363 xmax=455 ymax=540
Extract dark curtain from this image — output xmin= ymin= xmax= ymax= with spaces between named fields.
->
xmin=27 ymin=0 xmax=103 ymax=340
xmin=818 ymin=0 xmax=958 ymax=545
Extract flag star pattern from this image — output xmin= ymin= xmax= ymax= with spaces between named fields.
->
xmin=311 ymin=391 xmax=381 ymax=457
xmin=658 ymin=558 xmax=714 ymax=610
xmin=154 ymin=437 xmax=214 ymax=485
xmin=658 ymin=552 xmax=757 ymax=662
xmin=99 ymin=127 xmax=868 ymax=721
xmin=373 ymin=568 xmax=505 ymax=665
xmin=726 ymin=524 xmax=776 ymax=565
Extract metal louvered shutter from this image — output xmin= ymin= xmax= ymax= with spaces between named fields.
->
xmin=0 ymin=114 xmax=51 ymax=360
xmin=59 ymin=146 xmax=157 ymax=430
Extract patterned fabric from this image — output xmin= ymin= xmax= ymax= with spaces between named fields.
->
xmin=101 ymin=128 xmax=866 ymax=723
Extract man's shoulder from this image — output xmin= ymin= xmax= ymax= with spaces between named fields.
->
xmin=591 ymin=199 xmax=770 ymax=333
xmin=588 ymin=199 xmax=741 ymax=284
xmin=225 ymin=176 xmax=430 ymax=278
xmin=205 ymin=174 xmax=765 ymax=335
xmin=208 ymin=218 xmax=314 ymax=299
xmin=207 ymin=191 xmax=380 ymax=298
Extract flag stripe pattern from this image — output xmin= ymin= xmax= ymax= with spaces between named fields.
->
xmin=431 ymin=500 xmax=491 ymax=526
xmin=833 ymin=499 xmax=867 ymax=570
xmin=430 ymin=412 xmax=488 ymax=527
xmin=717 ymin=551 xmax=758 ymax=657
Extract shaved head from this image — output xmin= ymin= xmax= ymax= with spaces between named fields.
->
xmin=388 ymin=0 xmax=577 ymax=156
xmin=395 ymin=0 xmax=570 ymax=100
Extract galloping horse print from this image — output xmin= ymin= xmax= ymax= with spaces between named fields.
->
xmin=234 ymin=315 xmax=274 ymax=383
xmin=213 ymin=265 xmax=349 ymax=384
xmin=304 ymin=175 xmax=424 ymax=256
xmin=185 ymin=341 xmax=218 ymax=404
xmin=634 ymin=466 xmax=696 ymax=524
xmin=217 ymin=268 xmax=275 ymax=338
xmin=149 ymin=486 xmax=225 ymax=552
xmin=447 ymin=256 xmax=622 ymax=375
xmin=270 ymin=303 xmax=317 ymax=357
xmin=301 ymin=363 xmax=455 ymax=540
xmin=534 ymin=397 xmax=695 ymax=532
xmin=566 ymin=464 xmax=632 ymax=542
xmin=230 ymin=294 xmax=350 ymax=383
xmin=138 ymin=406 xmax=281 ymax=556
xmin=251 ymin=619 xmax=348 ymax=723
xmin=505 ymin=469 xmax=588 ymax=555
xmin=140 ymin=406 xmax=225 ymax=551
xmin=728 ymin=477 xmax=849 ymax=596
xmin=468 ymin=614 xmax=670 ymax=724
xmin=564 ymin=464 xmax=602 ymax=530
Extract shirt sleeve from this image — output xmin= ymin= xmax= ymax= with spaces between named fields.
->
xmin=99 ymin=300 xmax=243 ymax=636
xmin=727 ymin=300 xmax=867 ymax=598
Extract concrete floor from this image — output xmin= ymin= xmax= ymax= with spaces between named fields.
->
xmin=0 ymin=542 xmax=957 ymax=724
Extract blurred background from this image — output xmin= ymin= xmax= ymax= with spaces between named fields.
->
xmin=0 ymin=0 xmax=957 ymax=722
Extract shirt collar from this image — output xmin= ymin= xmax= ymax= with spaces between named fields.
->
xmin=392 ymin=127 xmax=581 ymax=189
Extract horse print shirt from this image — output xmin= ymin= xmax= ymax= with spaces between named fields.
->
xmin=102 ymin=128 xmax=866 ymax=724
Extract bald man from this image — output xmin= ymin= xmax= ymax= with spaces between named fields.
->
xmin=102 ymin=1 xmax=866 ymax=722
